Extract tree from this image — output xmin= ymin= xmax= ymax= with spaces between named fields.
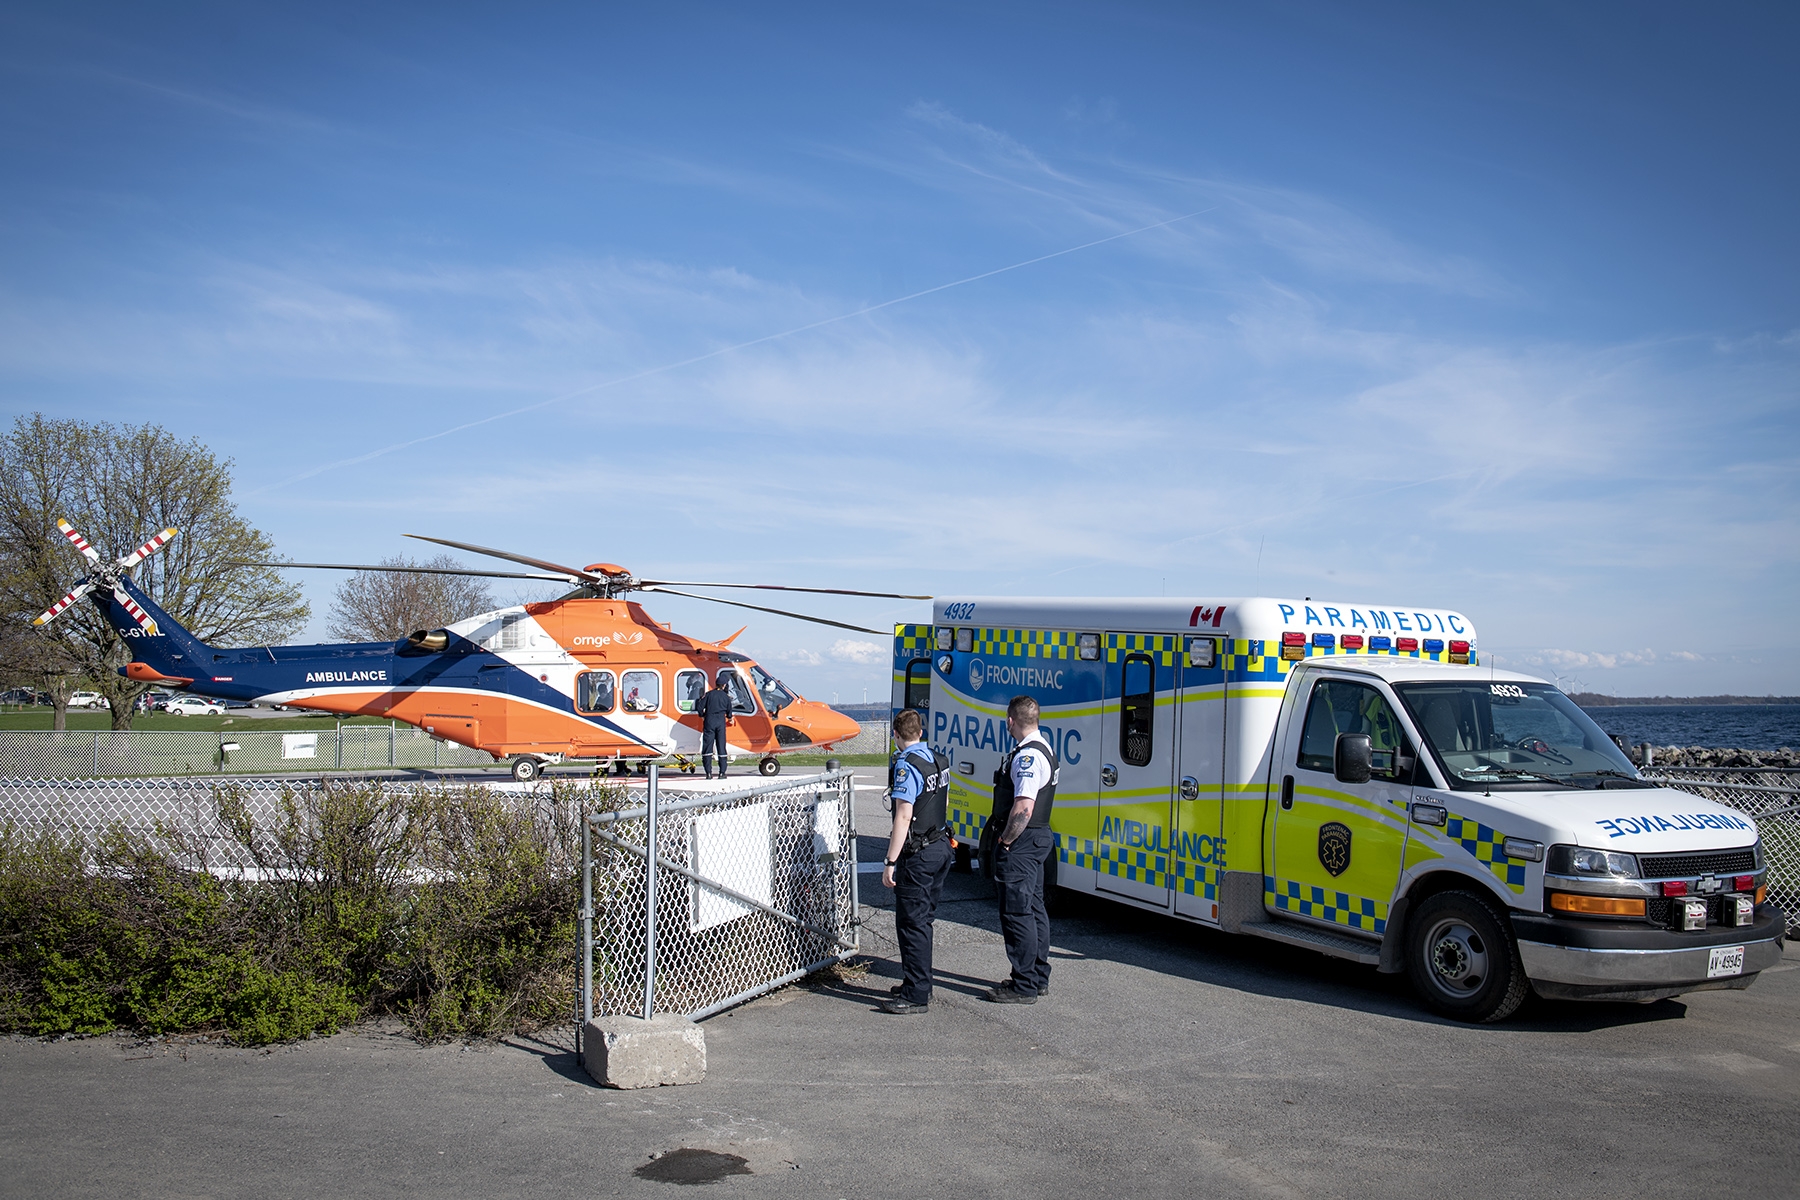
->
xmin=0 ymin=414 xmax=311 ymax=730
xmin=327 ymin=555 xmax=498 ymax=642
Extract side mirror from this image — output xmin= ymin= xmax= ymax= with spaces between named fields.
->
xmin=1334 ymin=733 xmax=1373 ymax=784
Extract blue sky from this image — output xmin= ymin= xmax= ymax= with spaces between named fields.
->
xmin=3 ymin=2 xmax=1796 ymax=700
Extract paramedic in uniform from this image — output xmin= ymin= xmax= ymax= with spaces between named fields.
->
xmin=986 ymin=695 xmax=1058 ymax=1004
xmin=696 ymin=673 xmax=735 ymax=779
xmin=879 ymin=708 xmax=953 ymax=1014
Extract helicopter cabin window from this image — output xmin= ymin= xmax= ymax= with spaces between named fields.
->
xmin=905 ymin=659 xmax=932 ymax=712
xmin=1119 ymin=653 xmax=1156 ymax=767
xmin=675 ymin=670 xmax=706 ymax=714
xmin=621 ymin=670 xmax=661 ymax=713
xmin=576 ymin=671 xmax=616 ymax=714
xmin=747 ymin=663 xmax=791 ymax=716
xmin=484 ymin=613 xmax=527 ymax=652
xmin=720 ymin=669 xmax=758 ymax=715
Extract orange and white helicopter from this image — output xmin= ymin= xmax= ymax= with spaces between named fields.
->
xmin=34 ymin=525 xmax=922 ymax=780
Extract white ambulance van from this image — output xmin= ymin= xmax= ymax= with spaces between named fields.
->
xmin=891 ymin=597 xmax=1784 ymax=1022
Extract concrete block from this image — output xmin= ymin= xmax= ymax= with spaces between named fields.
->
xmin=582 ymin=1014 xmax=706 ymax=1089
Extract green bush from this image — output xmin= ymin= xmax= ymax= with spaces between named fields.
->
xmin=0 ymin=780 xmax=618 ymax=1045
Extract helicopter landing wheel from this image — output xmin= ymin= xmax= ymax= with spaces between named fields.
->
xmin=758 ymin=756 xmax=781 ymax=777
xmin=510 ymin=756 xmax=541 ymax=783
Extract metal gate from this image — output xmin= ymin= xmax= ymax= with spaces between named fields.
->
xmin=578 ymin=767 xmax=859 ymax=1026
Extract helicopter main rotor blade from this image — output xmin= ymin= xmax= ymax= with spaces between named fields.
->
xmin=404 ymin=534 xmax=603 ymax=583
xmin=640 ymin=586 xmax=885 ymax=635
xmin=641 ymin=579 xmax=932 ymax=600
xmin=227 ymin=560 xmax=570 ymax=581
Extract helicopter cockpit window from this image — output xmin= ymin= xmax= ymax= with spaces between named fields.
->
xmin=675 ymin=670 xmax=706 ymax=714
xmin=719 ymin=670 xmax=757 ymax=715
xmin=576 ymin=671 xmax=615 ymax=714
xmin=748 ymin=663 xmax=794 ymax=716
xmin=621 ymin=669 xmax=661 ymax=713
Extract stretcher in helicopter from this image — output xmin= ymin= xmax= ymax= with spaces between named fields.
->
xmin=33 ymin=524 xmax=923 ymax=781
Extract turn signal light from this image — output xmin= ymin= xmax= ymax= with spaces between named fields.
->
xmin=1662 ymin=880 xmax=1689 ymax=897
xmin=1340 ymin=634 xmax=1364 ymax=650
xmin=1396 ymin=637 xmax=1419 ymax=652
xmin=1755 ymin=885 xmax=1767 ymax=904
xmin=1551 ymin=893 xmax=1646 ymax=917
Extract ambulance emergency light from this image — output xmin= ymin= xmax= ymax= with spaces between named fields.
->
xmin=1280 ymin=631 xmax=1305 ymax=661
xmin=935 ymin=627 xmax=953 ymax=652
xmin=955 ymin=628 xmax=973 ymax=653
xmin=1369 ymin=636 xmax=1392 ymax=651
xmin=1078 ymin=633 xmax=1100 ymax=661
xmin=1340 ymin=634 xmax=1364 ymax=650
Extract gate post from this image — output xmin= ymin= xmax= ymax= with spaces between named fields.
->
xmin=579 ymin=814 xmax=593 ymax=1065
xmin=643 ymin=762 xmax=659 ymax=1021
xmin=92 ymin=733 xmax=100 ymax=776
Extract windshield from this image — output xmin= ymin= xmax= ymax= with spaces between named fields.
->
xmin=749 ymin=663 xmax=795 ymax=716
xmin=1394 ymin=681 xmax=1643 ymax=789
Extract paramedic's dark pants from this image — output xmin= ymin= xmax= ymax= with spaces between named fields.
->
xmin=995 ymin=825 xmax=1053 ymax=996
xmin=894 ymin=835 xmax=953 ymax=1003
xmin=701 ymin=724 xmax=728 ymax=777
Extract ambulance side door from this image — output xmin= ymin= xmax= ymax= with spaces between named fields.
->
xmin=1096 ymin=634 xmax=1177 ymax=909
xmin=1172 ymin=635 xmax=1227 ymax=923
xmin=1269 ymin=673 xmax=1414 ymax=941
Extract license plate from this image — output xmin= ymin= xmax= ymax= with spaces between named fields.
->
xmin=1707 ymin=945 xmax=1745 ymax=978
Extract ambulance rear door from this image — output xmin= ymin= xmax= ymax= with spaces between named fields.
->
xmin=1096 ymin=634 xmax=1179 ymax=909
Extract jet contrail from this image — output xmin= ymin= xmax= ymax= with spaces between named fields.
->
xmin=246 ymin=208 xmax=1214 ymax=495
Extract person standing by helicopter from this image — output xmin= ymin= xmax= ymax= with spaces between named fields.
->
xmin=697 ymin=672 xmax=736 ymax=779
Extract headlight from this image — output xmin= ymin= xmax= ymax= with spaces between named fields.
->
xmin=1547 ymin=845 xmax=1640 ymax=879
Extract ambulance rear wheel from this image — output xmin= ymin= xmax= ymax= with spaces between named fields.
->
xmin=510 ymin=756 xmax=541 ymax=783
xmin=1406 ymin=890 xmax=1527 ymax=1023
xmin=758 ymin=756 xmax=781 ymax=777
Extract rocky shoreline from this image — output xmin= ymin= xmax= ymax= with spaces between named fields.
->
xmin=1633 ymin=746 xmax=1799 ymax=769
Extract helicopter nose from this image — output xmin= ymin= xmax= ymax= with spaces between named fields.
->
xmin=812 ymin=703 xmax=864 ymax=746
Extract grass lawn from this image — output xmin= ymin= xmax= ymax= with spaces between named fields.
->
xmin=0 ymin=708 xmax=396 ymax=733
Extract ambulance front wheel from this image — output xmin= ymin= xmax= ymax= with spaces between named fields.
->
xmin=758 ymin=756 xmax=781 ymax=777
xmin=1406 ymin=890 xmax=1528 ymax=1023
xmin=510 ymin=756 xmax=541 ymax=783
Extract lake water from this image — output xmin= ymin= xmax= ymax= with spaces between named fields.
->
xmin=1577 ymin=704 xmax=1800 ymax=750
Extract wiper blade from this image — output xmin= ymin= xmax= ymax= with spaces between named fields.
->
xmin=1581 ymin=768 xmax=1657 ymax=789
xmin=1456 ymin=767 xmax=1582 ymax=788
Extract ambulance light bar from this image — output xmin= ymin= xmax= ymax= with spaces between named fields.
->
xmin=1396 ymin=637 xmax=1419 ymax=652
xmin=1312 ymin=633 xmax=1334 ymax=648
xmin=1449 ymin=639 xmax=1471 ymax=664
xmin=1340 ymin=634 xmax=1364 ymax=650
xmin=1369 ymin=636 xmax=1392 ymax=651
xmin=1423 ymin=638 xmax=1445 ymax=653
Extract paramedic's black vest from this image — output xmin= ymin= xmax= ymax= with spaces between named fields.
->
xmin=891 ymin=744 xmax=950 ymax=840
xmin=992 ymin=735 xmax=1059 ymax=829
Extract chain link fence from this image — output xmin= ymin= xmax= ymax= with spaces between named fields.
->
xmin=0 ymin=725 xmax=498 ymax=777
xmin=581 ymin=768 xmax=858 ymax=1023
xmin=1644 ymin=768 xmax=1800 ymax=937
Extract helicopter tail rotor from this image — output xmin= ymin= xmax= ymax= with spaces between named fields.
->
xmin=31 ymin=519 xmax=178 ymax=636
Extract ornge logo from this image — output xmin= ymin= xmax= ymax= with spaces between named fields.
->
xmin=968 ymin=658 xmax=985 ymax=692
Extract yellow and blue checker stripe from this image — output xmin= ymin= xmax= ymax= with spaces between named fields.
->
xmin=1264 ymin=875 xmax=1389 ymax=934
xmin=950 ymin=806 xmax=984 ymax=843
xmin=893 ymin=623 xmax=934 ymax=653
xmin=969 ymin=628 xmax=1078 ymax=658
xmin=1056 ymin=832 xmax=1224 ymax=899
xmin=1447 ymin=814 xmax=1528 ymax=894
xmin=1106 ymin=633 xmax=1180 ymax=665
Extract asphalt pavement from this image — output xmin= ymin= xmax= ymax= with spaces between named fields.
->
xmin=3 ymin=770 xmax=1795 ymax=1199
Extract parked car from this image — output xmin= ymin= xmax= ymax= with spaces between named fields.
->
xmin=68 ymin=690 xmax=111 ymax=710
xmin=0 ymin=688 xmax=47 ymax=706
xmin=161 ymin=696 xmax=225 ymax=716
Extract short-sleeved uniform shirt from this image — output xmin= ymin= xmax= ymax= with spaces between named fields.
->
xmin=891 ymin=742 xmax=934 ymax=807
xmin=1009 ymin=734 xmax=1054 ymax=806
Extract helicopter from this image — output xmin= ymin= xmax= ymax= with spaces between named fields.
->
xmin=33 ymin=523 xmax=924 ymax=781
